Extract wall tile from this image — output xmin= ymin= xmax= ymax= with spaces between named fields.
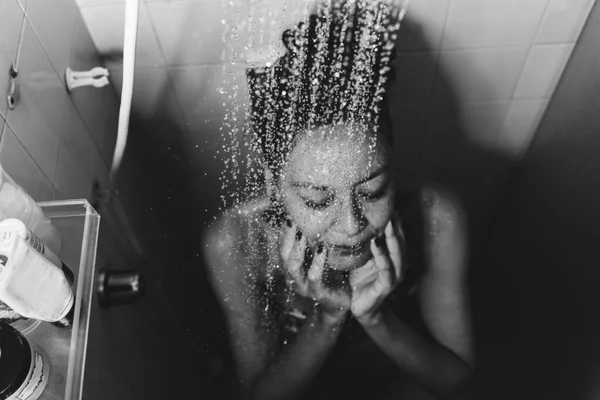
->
xmin=6 ymin=19 xmax=65 ymax=183
xmin=71 ymin=83 xmax=119 ymax=167
xmin=185 ymin=106 xmax=246 ymax=144
xmin=497 ymin=99 xmax=548 ymax=158
xmin=76 ymin=0 xmax=124 ymax=6
xmin=168 ymin=64 xmax=248 ymax=122
xmin=180 ymin=118 xmax=224 ymax=158
xmin=109 ymin=67 xmax=183 ymax=120
xmin=443 ymin=0 xmax=547 ymax=49
xmin=513 ymin=44 xmax=574 ymax=99
xmin=459 ymin=101 xmax=511 ymax=148
xmin=423 ymin=101 xmax=510 ymax=178
xmin=107 ymin=67 xmax=123 ymax=96
xmin=535 ymin=0 xmax=596 ymax=44
xmin=79 ymin=4 xmax=165 ymax=69
xmin=61 ymin=98 xmax=109 ymax=189
xmin=0 ymin=0 xmax=25 ymax=119
xmin=147 ymin=0 xmax=248 ymax=67
xmin=144 ymin=0 xmax=238 ymax=2
xmin=389 ymin=101 xmax=430 ymax=187
xmin=70 ymin=6 xmax=105 ymax=72
xmin=0 ymin=123 xmax=55 ymax=201
xmin=184 ymin=116 xmax=243 ymax=206
xmin=397 ymin=0 xmax=450 ymax=52
xmin=26 ymin=0 xmax=79 ymax=77
xmin=55 ymin=135 xmax=95 ymax=201
xmin=433 ymin=47 xmax=529 ymax=104
xmin=245 ymin=0 xmax=315 ymax=66
xmin=390 ymin=52 xmax=438 ymax=106
xmin=184 ymin=98 xmax=248 ymax=194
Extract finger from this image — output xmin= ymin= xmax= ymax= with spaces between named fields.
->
xmin=287 ymin=230 xmax=308 ymax=287
xmin=370 ymin=236 xmax=394 ymax=290
xmin=279 ymin=218 xmax=296 ymax=261
xmin=391 ymin=211 xmax=406 ymax=241
xmin=306 ymin=244 xmax=347 ymax=306
xmin=349 ymin=260 xmax=378 ymax=288
xmin=385 ymin=220 xmax=402 ymax=282
xmin=307 ymin=242 xmax=327 ymax=290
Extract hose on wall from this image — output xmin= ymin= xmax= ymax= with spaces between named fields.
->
xmin=102 ymin=0 xmax=145 ymax=257
xmin=110 ymin=0 xmax=140 ymax=187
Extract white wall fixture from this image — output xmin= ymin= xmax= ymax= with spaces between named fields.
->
xmin=65 ymin=66 xmax=110 ymax=91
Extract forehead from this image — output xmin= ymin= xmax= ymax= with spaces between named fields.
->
xmin=283 ymin=125 xmax=388 ymax=186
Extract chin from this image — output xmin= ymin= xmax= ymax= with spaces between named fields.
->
xmin=326 ymin=250 xmax=372 ymax=271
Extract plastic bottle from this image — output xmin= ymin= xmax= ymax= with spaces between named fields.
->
xmin=0 ymin=321 xmax=49 ymax=400
xmin=0 ymin=219 xmax=74 ymax=286
xmin=0 ymin=231 xmax=74 ymax=326
xmin=0 ymin=164 xmax=62 ymax=255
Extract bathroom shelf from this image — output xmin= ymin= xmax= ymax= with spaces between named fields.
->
xmin=10 ymin=199 xmax=100 ymax=400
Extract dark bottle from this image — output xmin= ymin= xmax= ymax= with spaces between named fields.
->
xmin=0 ymin=322 xmax=48 ymax=400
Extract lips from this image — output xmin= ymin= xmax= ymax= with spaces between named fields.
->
xmin=330 ymin=240 xmax=370 ymax=257
xmin=324 ymin=239 xmax=374 ymax=271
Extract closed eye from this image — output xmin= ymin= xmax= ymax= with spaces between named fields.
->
xmin=357 ymin=188 xmax=385 ymax=202
xmin=301 ymin=193 xmax=334 ymax=210
xmin=356 ymin=177 xmax=389 ymax=202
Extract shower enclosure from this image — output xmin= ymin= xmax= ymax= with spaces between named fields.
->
xmin=0 ymin=0 xmax=598 ymax=398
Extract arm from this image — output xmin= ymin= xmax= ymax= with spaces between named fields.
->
xmin=202 ymin=216 xmax=272 ymax=394
xmin=352 ymin=187 xmax=474 ymax=399
xmin=203 ymin=215 xmax=347 ymax=400
xmin=253 ymin=310 xmax=345 ymax=400
xmin=361 ymin=303 xmax=472 ymax=399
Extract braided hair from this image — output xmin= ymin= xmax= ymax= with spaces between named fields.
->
xmin=247 ymin=0 xmax=404 ymax=178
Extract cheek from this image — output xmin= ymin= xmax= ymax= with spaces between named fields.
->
xmin=284 ymin=196 xmax=334 ymax=238
xmin=364 ymin=195 xmax=394 ymax=231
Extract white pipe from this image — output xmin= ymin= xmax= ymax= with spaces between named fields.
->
xmin=110 ymin=0 xmax=140 ymax=187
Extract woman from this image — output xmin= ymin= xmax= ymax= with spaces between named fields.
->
xmin=203 ymin=2 xmax=474 ymax=399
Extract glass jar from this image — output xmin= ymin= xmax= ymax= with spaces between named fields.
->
xmin=0 ymin=322 xmax=49 ymax=400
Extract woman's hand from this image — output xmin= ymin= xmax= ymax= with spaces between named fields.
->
xmin=280 ymin=221 xmax=351 ymax=323
xmin=349 ymin=218 xmax=404 ymax=326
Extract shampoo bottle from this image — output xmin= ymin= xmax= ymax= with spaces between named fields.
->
xmin=0 ymin=230 xmax=74 ymax=327
xmin=0 ymin=164 xmax=61 ymax=255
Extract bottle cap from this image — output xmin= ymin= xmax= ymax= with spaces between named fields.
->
xmin=50 ymin=304 xmax=74 ymax=329
xmin=61 ymin=262 xmax=75 ymax=287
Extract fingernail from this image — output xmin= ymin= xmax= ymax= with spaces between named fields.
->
xmin=316 ymin=242 xmax=324 ymax=254
xmin=295 ymin=229 xmax=303 ymax=241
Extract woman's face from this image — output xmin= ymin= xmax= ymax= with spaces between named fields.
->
xmin=280 ymin=125 xmax=394 ymax=271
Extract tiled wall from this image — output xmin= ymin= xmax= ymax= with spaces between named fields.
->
xmin=77 ymin=2 xmax=594 ymax=161
xmin=469 ymin=3 xmax=600 ymax=397
xmin=74 ymin=0 xmax=595 ymax=237
xmin=76 ymin=0 xmax=595 ymax=152
xmin=0 ymin=0 xmax=118 ymax=203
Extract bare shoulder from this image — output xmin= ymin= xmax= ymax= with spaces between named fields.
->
xmin=201 ymin=197 xmax=271 ymax=286
xmin=417 ymin=185 xmax=468 ymax=277
xmin=202 ymin=211 xmax=241 ymax=266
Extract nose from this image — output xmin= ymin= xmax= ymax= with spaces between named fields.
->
xmin=336 ymin=192 xmax=367 ymax=236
